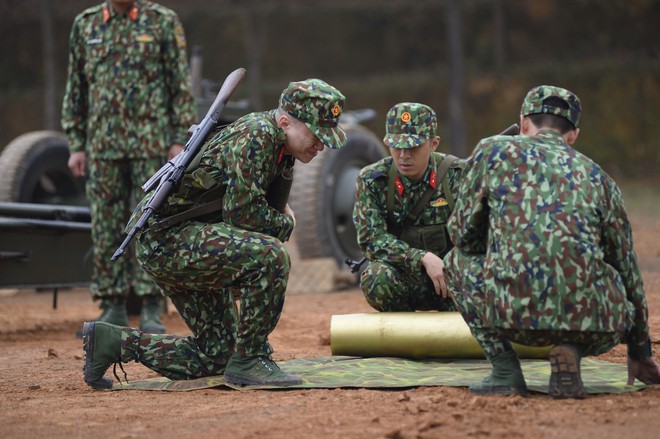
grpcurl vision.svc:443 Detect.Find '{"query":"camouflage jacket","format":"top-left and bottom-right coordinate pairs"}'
top-left (447, 130), bottom-right (649, 350)
top-left (354, 152), bottom-right (464, 271)
top-left (61, 0), bottom-right (196, 160)
top-left (130, 110), bottom-right (295, 243)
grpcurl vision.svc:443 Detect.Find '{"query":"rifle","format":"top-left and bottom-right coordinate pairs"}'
top-left (344, 122), bottom-right (521, 273)
top-left (111, 67), bottom-right (247, 261)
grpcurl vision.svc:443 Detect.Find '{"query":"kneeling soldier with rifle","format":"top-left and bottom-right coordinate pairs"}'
top-left (82, 72), bottom-right (348, 389)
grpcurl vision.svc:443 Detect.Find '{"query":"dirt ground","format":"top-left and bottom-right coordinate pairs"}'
top-left (1, 213), bottom-right (659, 439)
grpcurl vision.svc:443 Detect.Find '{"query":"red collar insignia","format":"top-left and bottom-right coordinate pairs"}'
top-left (103, 4), bottom-right (139, 22)
top-left (394, 176), bottom-right (404, 196)
top-left (277, 145), bottom-right (285, 164)
top-left (128, 5), bottom-right (139, 22)
top-left (429, 170), bottom-right (437, 189)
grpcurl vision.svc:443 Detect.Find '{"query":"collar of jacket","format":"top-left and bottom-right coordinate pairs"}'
top-left (103, 1), bottom-right (140, 23)
top-left (394, 155), bottom-right (438, 196)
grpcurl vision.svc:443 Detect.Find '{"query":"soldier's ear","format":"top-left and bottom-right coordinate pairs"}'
top-left (430, 136), bottom-right (440, 151)
top-left (277, 114), bottom-right (291, 130)
top-left (564, 128), bottom-right (580, 145)
top-left (520, 116), bottom-right (532, 135)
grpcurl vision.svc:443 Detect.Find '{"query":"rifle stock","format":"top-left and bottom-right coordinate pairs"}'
top-left (111, 67), bottom-right (247, 261)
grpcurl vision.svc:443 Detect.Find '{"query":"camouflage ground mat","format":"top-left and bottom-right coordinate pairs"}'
top-left (112, 356), bottom-right (648, 394)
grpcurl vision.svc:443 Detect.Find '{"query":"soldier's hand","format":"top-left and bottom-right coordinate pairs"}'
top-left (421, 252), bottom-right (448, 298)
top-left (68, 151), bottom-right (87, 177)
top-left (285, 203), bottom-right (296, 229)
top-left (627, 356), bottom-right (660, 385)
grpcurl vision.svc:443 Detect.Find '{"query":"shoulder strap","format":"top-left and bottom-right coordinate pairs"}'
top-left (386, 162), bottom-right (398, 232)
top-left (434, 153), bottom-right (459, 211)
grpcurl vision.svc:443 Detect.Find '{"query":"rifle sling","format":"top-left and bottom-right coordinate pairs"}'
top-left (152, 198), bottom-right (223, 231)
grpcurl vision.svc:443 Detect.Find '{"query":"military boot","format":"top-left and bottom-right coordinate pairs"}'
top-left (469, 349), bottom-right (528, 396)
top-left (76, 297), bottom-right (129, 338)
top-left (224, 354), bottom-right (302, 387)
top-left (139, 295), bottom-right (166, 333)
top-left (549, 344), bottom-right (587, 399)
top-left (81, 321), bottom-right (133, 390)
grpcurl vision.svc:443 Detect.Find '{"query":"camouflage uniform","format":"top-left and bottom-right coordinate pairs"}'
top-left (354, 103), bottom-right (464, 312)
top-left (444, 86), bottom-right (651, 361)
top-left (61, 0), bottom-right (196, 302)
top-left (115, 80), bottom-right (346, 379)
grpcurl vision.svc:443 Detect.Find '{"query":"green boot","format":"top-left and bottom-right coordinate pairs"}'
top-left (76, 297), bottom-right (128, 338)
top-left (549, 344), bottom-right (587, 399)
top-left (469, 349), bottom-right (528, 396)
top-left (139, 295), bottom-right (166, 333)
top-left (224, 354), bottom-right (302, 387)
top-left (82, 321), bottom-right (130, 390)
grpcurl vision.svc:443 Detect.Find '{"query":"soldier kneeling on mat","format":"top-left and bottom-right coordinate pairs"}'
top-left (81, 79), bottom-right (348, 389)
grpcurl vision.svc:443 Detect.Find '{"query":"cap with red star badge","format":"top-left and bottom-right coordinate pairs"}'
top-left (279, 79), bottom-right (347, 150)
top-left (384, 102), bottom-right (437, 149)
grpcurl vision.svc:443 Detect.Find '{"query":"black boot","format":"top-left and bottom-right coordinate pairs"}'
top-left (81, 321), bottom-right (127, 389)
top-left (549, 344), bottom-right (587, 399)
top-left (76, 297), bottom-right (128, 338)
top-left (139, 295), bottom-right (166, 333)
top-left (469, 349), bottom-right (528, 396)
top-left (224, 354), bottom-right (302, 387)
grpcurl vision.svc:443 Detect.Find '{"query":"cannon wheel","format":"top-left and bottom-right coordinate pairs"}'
top-left (0, 130), bottom-right (86, 205)
top-left (289, 124), bottom-right (387, 266)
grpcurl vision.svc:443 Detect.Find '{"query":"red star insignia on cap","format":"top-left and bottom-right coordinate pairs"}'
top-left (401, 112), bottom-right (411, 123)
top-left (332, 104), bottom-right (341, 117)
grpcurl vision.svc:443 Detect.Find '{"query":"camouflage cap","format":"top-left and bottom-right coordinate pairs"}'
top-left (521, 85), bottom-right (581, 128)
top-left (383, 102), bottom-right (437, 149)
top-left (279, 79), bottom-right (347, 149)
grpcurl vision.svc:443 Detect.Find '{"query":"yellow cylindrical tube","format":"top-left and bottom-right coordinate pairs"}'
top-left (330, 312), bottom-right (551, 359)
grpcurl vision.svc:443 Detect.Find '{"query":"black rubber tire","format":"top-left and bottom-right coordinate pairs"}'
top-left (289, 124), bottom-right (387, 266)
top-left (0, 130), bottom-right (87, 205)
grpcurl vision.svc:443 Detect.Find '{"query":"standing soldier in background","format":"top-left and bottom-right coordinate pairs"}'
top-left (61, 0), bottom-right (196, 335)
top-left (444, 85), bottom-right (660, 398)
top-left (353, 103), bottom-right (465, 312)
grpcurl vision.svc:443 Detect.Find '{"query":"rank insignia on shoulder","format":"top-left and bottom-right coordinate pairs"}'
top-left (136, 34), bottom-right (154, 43)
top-left (430, 198), bottom-right (448, 207)
top-left (174, 25), bottom-right (186, 48)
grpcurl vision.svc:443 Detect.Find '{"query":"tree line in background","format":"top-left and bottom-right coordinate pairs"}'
top-left (0, 0), bottom-right (658, 180)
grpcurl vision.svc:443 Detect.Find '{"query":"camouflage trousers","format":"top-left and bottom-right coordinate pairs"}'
top-left (87, 158), bottom-right (163, 300)
top-left (360, 261), bottom-right (456, 312)
top-left (128, 221), bottom-right (290, 379)
top-left (444, 249), bottom-right (623, 359)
